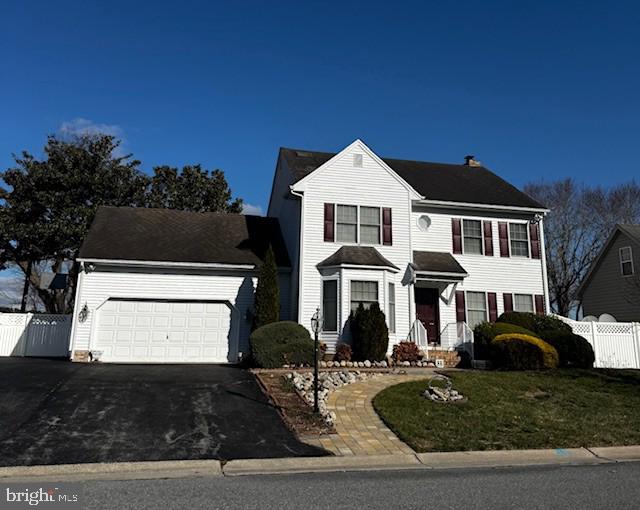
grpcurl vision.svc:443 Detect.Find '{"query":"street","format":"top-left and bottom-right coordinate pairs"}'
top-left (77, 462), bottom-right (640, 509)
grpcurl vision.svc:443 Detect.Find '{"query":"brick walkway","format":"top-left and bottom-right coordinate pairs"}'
top-left (303, 374), bottom-right (431, 456)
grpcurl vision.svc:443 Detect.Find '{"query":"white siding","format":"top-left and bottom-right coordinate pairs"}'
top-left (412, 206), bottom-right (546, 321)
top-left (71, 266), bottom-right (263, 359)
top-left (295, 142), bottom-right (413, 349)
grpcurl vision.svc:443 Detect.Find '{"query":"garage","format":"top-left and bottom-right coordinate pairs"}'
top-left (95, 299), bottom-right (234, 363)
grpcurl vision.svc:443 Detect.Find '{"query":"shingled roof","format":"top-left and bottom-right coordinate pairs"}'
top-left (280, 147), bottom-right (545, 209)
top-left (411, 251), bottom-right (468, 276)
top-left (79, 207), bottom-right (290, 267)
top-left (317, 246), bottom-right (399, 270)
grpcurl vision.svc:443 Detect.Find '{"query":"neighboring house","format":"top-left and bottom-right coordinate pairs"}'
top-left (578, 224), bottom-right (640, 322)
top-left (70, 139), bottom-right (550, 363)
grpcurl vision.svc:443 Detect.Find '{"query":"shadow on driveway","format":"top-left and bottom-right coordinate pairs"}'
top-left (0, 358), bottom-right (327, 467)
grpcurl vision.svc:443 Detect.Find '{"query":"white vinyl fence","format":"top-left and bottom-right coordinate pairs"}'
top-left (0, 313), bottom-right (72, 358)
top-left (559, 317), bottom-right (640, 369)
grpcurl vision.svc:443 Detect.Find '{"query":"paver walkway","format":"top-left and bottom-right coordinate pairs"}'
top-left (303, 374), bottom-right (431, 456)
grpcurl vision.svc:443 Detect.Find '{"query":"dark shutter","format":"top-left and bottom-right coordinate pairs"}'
top-left (483, 221), bottom-right (494, 256)
top-left (530, 223), bottom-right (541, 259)
top-left (535, 294), bottom-right (545, 315)
top-left (503, 293), bottom-right (513, 313)
top-left (324, 203), bottom-right (334, 242)
top-left (452, 218), bottom-right (462, 254)
top-left (488, 292), bottom-right (498, 322)
top-left (382, 207), bottom-right (392, 245)
top-left (455, 291), bottom-right (466, 322)
top-left (498, 222), bottom-right (510, 257)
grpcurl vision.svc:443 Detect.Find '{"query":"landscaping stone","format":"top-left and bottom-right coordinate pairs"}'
top-left (423, 374), bottom-right (465, 403)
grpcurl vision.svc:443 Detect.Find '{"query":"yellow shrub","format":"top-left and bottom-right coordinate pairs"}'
top-left (491, 333), bottom-right (559, 370)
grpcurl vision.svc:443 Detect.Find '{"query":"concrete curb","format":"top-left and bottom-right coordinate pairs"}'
top-left (1, 446), bottom-right (640, 481)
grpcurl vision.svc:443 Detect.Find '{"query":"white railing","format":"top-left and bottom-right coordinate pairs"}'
top-left (408, 319), bottom-right (428, 352)
top-left (408, 319), bottom-right (474, 359)
top-left (0, 313), bottom-right (72, 358)
top-left (557, 316), bottom-right (640, 369)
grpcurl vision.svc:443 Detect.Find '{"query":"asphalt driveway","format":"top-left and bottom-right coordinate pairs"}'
top-left (0, 358), bottom-right (326, 467)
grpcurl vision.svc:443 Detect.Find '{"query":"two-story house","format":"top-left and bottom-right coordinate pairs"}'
top-left (69, 139), bottom-right (549, 363)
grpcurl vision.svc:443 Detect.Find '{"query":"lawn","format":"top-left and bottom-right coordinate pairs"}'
top-left (373, 370), bottom-right (640, 452)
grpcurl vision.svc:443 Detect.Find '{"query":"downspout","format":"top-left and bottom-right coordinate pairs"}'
top-left (290, 187), bottom-right (305, 325)
top-left (539, 218), bottom-right (552, 315)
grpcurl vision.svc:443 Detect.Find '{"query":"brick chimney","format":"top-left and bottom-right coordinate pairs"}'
top-left (464, 155), bottom-right (482, 167)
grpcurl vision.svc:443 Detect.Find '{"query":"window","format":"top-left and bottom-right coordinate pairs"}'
top-left (620, 246), bottom-right (634, 276)
top-left (463, 219), bottom-right (483, 254)
top-left (360, 206), bottom-right (381, 244)
top-left (513, 294), bottom-right (534, 313)
top-left (322, 280), bottom-right (338, 332)
top-left (466, 291), bottom-right (487, 329)
top-left (350, 281), bottom-right (378, 312)
top-left (336, 205), bottom-right (357, 243)
top-left (353, 154), bottom-right (363, 167)
top-left (388, 283), bottom-right (396, 333)
top-left (509, 223), bottom-right (529, 257)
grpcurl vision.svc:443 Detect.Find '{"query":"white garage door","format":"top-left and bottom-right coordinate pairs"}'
top-left (95, 300), bottom-right (233, 363)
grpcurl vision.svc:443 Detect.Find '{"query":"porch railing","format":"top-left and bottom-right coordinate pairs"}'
top-left (408, 320), bottom-right (474, 360)
top-left (408, 319), bottom-right (428, 353)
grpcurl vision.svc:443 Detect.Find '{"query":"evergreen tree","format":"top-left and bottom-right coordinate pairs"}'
top-left (252, 245), bottom-right (279, 330)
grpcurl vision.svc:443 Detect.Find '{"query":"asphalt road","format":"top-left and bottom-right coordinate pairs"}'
top-left (76, 462), bottom-right (640, 509)
top-left (0, 358), bottom-right (324, 466)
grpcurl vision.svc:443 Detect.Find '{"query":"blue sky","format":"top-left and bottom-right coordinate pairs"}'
top-left (2, 0), bottom-right (639, 214)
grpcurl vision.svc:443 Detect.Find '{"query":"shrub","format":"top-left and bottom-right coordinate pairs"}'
top-left (544, 331), bottom-right (595, 369)
top-left (252, 245), bottom-right (280, 331)
top-left (392, 341), bottom-right (421, 362)
top-left (473, 321), bottom-right (539, 360)
top-left (350, 303), bottom-right (389, 361)
top-left (250, 321), bottom-right (314, 368)
top-left (490, 333), bottom-right (559, 370)
top-left (334, 343), bottom-right (353, 362)
top-left (497, 311), bottom-right (572, 341)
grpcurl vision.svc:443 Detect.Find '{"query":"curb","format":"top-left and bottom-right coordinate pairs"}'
top-left (1, 446), bottom-right (640, 481)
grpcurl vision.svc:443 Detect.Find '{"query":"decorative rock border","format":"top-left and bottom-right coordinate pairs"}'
top-left (286, 370), bottom-right (381, 426)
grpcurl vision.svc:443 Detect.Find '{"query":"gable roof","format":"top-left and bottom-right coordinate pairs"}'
top-left (317, 246), bottom-right (399, 270)
top-left (79, 207), bottom-right (290, 268)
top-left (280, 147), bottom-right (545, 209)
top-left (411, 251), bottom-right (468, 276)
top-left (577, 224), bottom-right (640, 297)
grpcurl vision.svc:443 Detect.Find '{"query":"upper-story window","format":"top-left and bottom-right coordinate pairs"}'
top-left (462, 219), bottom-right (483, 254)
top-left (620, 246), bottom-right (634, 276)
top-left (336, 205), bottom-right (358, 243)
top-left (360, 207), bottom-right (381, 244)
top-left (509, 223), bottom-right (530, 257)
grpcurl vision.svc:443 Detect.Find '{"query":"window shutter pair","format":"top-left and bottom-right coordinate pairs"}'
top-left (324, 203), bottom-right (392, 245)
top-left (452, 218), bottom-right (494, 256)
top-left (529, 223), bottom-right (541, 259)
top-left (455, 291), bottom-right (498, 323)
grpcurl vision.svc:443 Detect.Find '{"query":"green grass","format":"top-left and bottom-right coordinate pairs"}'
top-left (372, 370), bottom-right (640, 452)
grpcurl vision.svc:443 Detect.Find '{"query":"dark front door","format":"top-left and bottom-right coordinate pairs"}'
top-left (415, 288), bottom-right (440, 344)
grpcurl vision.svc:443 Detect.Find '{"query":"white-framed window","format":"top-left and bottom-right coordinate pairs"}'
top-left (336, 205), bottom-right (358, 243)
top-left (513, 294), bottom-right (534, 313)
top-left (620, 246), bottom-right (634, 276)
top-left (350, 281), bottom-right (378, 312)
top-left (463, 219), bottom-right (483, 254)
top-left (388, 282), bottom-right (396, 333)
top-left (322, 279), bottom-right (338, 332)
top-left (353, 153), bottom-right (363, 167)
top-left (360, 206), bottom-right (381, 244)
top-left (509, 223), bottom-right (530, 257)
top-left (466, 291), bottom-right (487, 329)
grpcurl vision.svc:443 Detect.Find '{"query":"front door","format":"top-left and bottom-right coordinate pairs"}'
top-left (415, 288), bottom-right (440, 344)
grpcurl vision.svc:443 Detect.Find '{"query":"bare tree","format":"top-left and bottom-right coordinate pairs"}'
top-left (524, 179), bottom-right (640, 317)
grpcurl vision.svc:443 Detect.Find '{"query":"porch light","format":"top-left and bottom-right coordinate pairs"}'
top-left (78, 303), bottom-right (89, 323)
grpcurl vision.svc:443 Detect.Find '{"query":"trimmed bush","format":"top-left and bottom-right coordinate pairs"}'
top-left (392, 341), bottom-right (421, 362)
top-left (252, 245), bottom-right (280, 331)
top-left (490, 333), bottom-right (559, 370)
top-left (473, 321), bottom-right (539, 360)
top-left (497, 311), bottom-right (572, 340)
top-left (250, 321), bottom-right (313, 368)
top-left (334, 343), bottom-right (353, 362)
top-left (544, 331), bottom-right (595, 369)
top-left (350, 303), bottom-right (389, 361)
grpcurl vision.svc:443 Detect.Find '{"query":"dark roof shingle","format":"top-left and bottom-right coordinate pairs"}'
top-left (317, 246), bottom-right (398, 270)
top-left (280, 147), bottom-right (545, 209)
top-left (412, 251), bottom-right (468, 275)
top-left (79, 207), bottom-right (290, 267)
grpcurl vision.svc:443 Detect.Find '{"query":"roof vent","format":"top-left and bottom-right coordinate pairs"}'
top-left (464, 155), bottom-right (482, 167)
top-left (353, 154), bottom-right (363, 167)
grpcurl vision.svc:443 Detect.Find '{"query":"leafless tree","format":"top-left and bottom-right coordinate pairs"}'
top-left (524, 179), bottom-right (640, 317)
